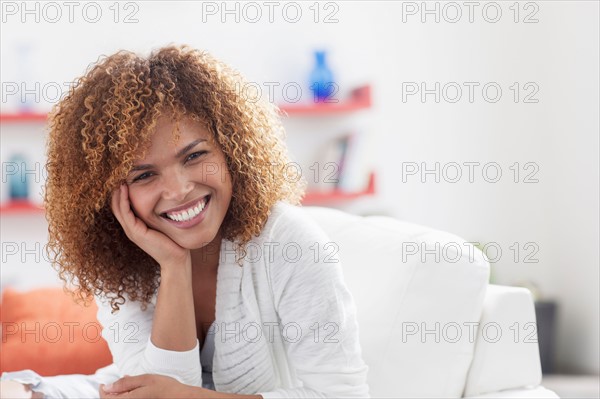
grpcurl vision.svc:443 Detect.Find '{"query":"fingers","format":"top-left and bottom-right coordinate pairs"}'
top-left (0, 381), bottom-right (33, 399)
top-left (110, 184), bottom-right (125, 225)
top-left (101, 375), bottom-right (146, 395)
top-left (118, 184), bottom-right (136, 228)
top-left (99, 384), bottom-right (110, 398)
top-left (111, 184), bottom-right (136, 237)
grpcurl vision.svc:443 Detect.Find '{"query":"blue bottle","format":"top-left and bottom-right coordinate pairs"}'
top-left (309, 50), bottom-right (335, 102)
top-left (9, 154), bottom-right (29, 200)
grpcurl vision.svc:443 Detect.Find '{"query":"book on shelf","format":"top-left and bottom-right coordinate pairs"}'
top-left (313, 132), bottom-right (371, 194)
top-left (309, 137), bottom-right (346, 193)
top-left (337, 132), bottom-right (372, 193)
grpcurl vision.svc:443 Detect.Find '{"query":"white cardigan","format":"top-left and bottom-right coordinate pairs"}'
top-left (95, 201), bottom-right (370, 398)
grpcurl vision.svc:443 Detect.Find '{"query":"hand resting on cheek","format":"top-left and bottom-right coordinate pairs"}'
top-left (110, 183), bottom-right (191, 269)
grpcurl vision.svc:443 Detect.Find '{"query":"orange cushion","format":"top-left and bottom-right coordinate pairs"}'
top-left (0, 287), bottom-right (113, 376)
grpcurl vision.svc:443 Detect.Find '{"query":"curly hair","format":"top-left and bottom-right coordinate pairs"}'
top-left (44, 45), bottom-right (306, 312)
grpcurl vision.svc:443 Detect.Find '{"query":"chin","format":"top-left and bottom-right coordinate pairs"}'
top-left (176, 233), bottom-right (218, 250)
top-left (179, 240), bottom-right (208, 250)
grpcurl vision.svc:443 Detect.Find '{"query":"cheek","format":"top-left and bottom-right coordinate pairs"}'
top-left (205, 162), bottom-right (232, 188)
top-left (128, 187), bottom-right (154, 216)
top-left (219, 170), bottom-right (233, 195)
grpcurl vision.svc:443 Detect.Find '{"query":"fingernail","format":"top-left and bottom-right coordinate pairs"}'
top-left (103, 383), bottom-right (114, 391)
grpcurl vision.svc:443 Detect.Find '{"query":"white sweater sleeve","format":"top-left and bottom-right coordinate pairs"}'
top-left (94, 294), bottom-right (202, 387)
top-left (257, 206), bottom-right (370, 398)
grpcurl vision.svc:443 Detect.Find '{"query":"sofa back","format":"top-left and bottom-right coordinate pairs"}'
top-left (303, 206), bottom-right (490, 398)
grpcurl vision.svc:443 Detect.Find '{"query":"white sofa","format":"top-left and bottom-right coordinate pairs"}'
top-left (303, 206), bottom-right (560, 398)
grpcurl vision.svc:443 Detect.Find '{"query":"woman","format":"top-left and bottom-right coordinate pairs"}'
top-left (1, 45), bottom-right (369, 398)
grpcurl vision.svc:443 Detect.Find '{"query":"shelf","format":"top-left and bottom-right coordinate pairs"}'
top-left (0, 200), bottom-right (45, 215)
top-left (302, 172), bottom-right (375, 205)
top-left (0, 112), bottom-right (48, 123)
top-left (279, 85), bottom-right (371, 116)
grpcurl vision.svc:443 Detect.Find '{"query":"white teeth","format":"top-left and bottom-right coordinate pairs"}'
top-left (165, 197), bottom-right (208, 222)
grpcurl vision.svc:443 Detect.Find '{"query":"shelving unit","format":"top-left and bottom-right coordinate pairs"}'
top-left (1, 91), bottom-right (377, 208)
top-left (278, 84), bottom-right (376, 206)
top-left (0, 112), bottom-right (48, 123)
top-left (0, 200), bottom-right (45, 215)
top-left (278, 85), bottom-right (372, 115)
top-left (1, 113), bottom-right (48, 215)
top-left (301, 172), bottom-right (375, 205)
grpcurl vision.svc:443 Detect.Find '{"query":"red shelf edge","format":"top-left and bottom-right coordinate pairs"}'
top-left (279, 85), bottom-right (372, 115)
top-left (0, 113), bottom-right (48, 122)
top-left (302, 172), bottom-right (376, 205)
top-left (0, 201), bottom-right (45, 215)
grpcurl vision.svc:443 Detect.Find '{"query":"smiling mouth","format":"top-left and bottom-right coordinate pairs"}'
top-left (160, 195), bottom-right (211, 222)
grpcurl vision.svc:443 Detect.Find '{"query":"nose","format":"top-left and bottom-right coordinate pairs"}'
top-left (161, 168), bottom-right (194, 202)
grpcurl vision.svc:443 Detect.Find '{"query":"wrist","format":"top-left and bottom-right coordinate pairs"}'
top-left (160, 250), bottom-right (192, 269)
top-left (160, 258), bottom-right (192, 277)
top-left (180, 383), bottom-right (199, 399)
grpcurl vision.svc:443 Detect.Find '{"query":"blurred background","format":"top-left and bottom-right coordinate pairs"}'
top-left (1, 1), bottom-right (598, 397)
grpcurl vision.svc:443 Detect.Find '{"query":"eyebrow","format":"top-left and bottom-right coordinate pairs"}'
top-left (130, 139), bottom-right (207, 172)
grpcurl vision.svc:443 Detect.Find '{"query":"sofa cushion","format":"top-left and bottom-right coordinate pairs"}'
top-left (303, 206), bottom-right (490, 398)
top-left (0, 287), bottom-right (113, 376)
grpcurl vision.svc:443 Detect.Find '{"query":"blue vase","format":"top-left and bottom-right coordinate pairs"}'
top-left (9, 154), bottom-right (29, 200)
top-left (309, 51), bottom-right (335, 102)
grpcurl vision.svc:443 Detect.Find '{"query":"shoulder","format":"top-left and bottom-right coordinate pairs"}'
top-left (264, 200), bottom-right (304, 229)
top-left (254, 201), bottom-right (341, 281)
top-left (259, 201), bottom-right (328, 243)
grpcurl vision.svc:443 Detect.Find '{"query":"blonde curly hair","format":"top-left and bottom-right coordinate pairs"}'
top-left (44, 45), bottom-right (306, 312)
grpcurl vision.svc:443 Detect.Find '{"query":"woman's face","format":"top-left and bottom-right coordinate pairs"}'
top-left (125, 115), bottom-right (232, 250)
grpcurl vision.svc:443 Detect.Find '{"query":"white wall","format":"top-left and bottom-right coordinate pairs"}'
top-left (1, 1), bottom-right (598, 374)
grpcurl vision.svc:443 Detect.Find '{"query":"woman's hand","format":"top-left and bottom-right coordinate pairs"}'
top-left (111, 184), bottom-right (191, 268)
top-left (99, 375), bottom-right (263, 399)
top-left (0, 381), bottom-right (43, 399)
top-left (99, 375), bottom-right (194, 399)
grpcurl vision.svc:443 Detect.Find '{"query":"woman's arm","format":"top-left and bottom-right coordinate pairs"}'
top-left (151, 256), bottom-right (197, 352)
top-left (99, 375), bottom-right (264, 398)
top-left (95, 286), bottom-right (202, 387)
top-left (97, 185), bottom-right (202, 386)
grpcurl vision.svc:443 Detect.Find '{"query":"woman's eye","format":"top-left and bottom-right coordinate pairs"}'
top-left (130, 152), bottom-right (206, 182)
top-left (186, 151), bottom-right (207, 162)
top-left (132, 172), bottom-right (153, 182)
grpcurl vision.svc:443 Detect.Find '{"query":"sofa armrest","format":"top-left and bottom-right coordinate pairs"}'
top-left (463, 285), bottom-right (543, 397)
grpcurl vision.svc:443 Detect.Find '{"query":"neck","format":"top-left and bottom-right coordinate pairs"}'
top-left (190, 229), bottom-right (222, 275)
